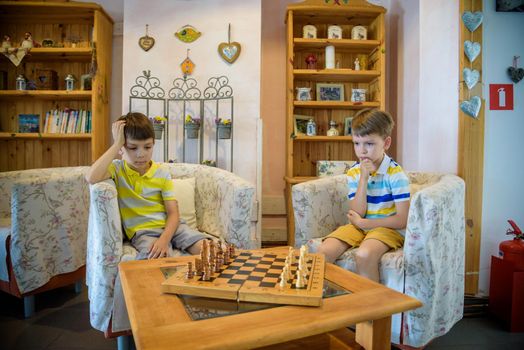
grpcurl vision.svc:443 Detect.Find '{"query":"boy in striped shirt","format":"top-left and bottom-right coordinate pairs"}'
top-left (317, 109), bottom-right (410, 282)
top-left (85, 112), bottom-right (207, 259)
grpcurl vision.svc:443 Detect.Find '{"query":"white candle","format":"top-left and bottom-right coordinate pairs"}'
top-left (325, 45), bottom-right (335, 69)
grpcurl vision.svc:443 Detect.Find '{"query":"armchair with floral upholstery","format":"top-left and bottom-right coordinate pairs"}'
top-left (0, 167), bottom-right (89, 317)
top-left (292, 172), bottom-right (465, 348)
top-left (86, 163), bottom-right (258, 347)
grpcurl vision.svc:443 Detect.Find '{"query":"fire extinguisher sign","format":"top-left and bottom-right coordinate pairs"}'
top-left (489, 84), bottom-right (514, 110)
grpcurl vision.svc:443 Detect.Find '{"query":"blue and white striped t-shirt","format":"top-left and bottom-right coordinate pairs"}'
top-left (346, 154), bottom-right (410, 225)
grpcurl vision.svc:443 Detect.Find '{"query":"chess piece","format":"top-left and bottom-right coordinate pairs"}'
top-left (186, 262), bottom-right (194, 279)
top-left (279, 272), bottom-right (287, 288)
top-left (195, 258), bottom-right (203, 275)
top-left (295, 271), bottom-right (304, 288)
top-left (202, 266), bottom-right (211, 281)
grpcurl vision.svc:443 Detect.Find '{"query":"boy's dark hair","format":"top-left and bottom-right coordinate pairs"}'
top-left (117, 112), bottom-right (155, 141)
top-left (351, 108), bottom-right (394, 138)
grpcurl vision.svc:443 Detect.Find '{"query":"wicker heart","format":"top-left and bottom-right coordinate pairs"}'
top-left (462, 11), bottom-right (483, 32)
top-left (463, 68), bottom-right (480, 90)
top-left (218, 42), bottom-right (241, 63)
top-left (464, 40), bottom-right (481, 63)
top-left (460, 96), bottom-right (482, 118)
top-left (508, 67), bottom-right (524, 83)
top-left (139, 35), bottom-right (155, 51)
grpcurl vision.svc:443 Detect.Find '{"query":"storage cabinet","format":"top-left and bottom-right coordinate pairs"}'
top-left (0, 1), bottom-right (112, 171)
top-left (285, 0), bottom-right (386, 244)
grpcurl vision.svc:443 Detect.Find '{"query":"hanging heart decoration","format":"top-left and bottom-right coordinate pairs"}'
top-left (507, 56), bottom-right (524, 83)
top-left (464, 40), bottom-right (481, 63)
top-left (218, 23), bottom-right (241, 64)
top-left (460, 96), bottom-right (482, 118)
top-left (463, 68), bottom-right (480, 90)
top-left (462, 11), bottom-right (483, 32)
top-left (138, 24), bottom-right (155, 52)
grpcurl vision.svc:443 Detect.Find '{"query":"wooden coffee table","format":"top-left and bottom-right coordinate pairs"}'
top-left (119, 247), bottom-right (421, 350)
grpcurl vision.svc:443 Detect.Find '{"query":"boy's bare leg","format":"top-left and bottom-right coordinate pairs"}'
top-left (354, 238), bottom-right (390, 282)
top-left (187, 239), bottom-right (206, 255)
top-left (317, 238), bottom-right (350, 264)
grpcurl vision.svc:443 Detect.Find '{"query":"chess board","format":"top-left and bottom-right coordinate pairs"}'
top-left (161, 249), bottom-right (326, 306)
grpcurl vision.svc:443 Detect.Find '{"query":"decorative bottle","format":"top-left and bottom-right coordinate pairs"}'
top-left (327, 120), bottom-right (339, 136)
top-left (306, 119), bottom-right (316, 136)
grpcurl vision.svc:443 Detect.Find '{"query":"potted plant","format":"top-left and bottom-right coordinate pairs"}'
top-left (184, 115), bottom-right (201, 139)
top-left (215, 118), bottom-right (232, 139)
top-left (149, 116), bottom-right (166, 140)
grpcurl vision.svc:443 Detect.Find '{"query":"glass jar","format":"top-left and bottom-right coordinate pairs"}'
top-left (327, 120), bottom-right (339, 136)
top-left (65, 74), bottom-right (75, 91)
top-left (306, 119), bottom-right (316, 136)
top-left (16, 75), bottom-right (26, 90)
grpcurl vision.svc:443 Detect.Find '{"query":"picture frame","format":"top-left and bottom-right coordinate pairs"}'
top-left (316, 83), bottom-right (344, 101)
top-left (294, 114), bottom-right (311, 136)
top-left (18, 114), bottom-right (40, 133)
top-left (351, 88), bottom-right (367, 102)
top-left (344, 117), bottom-right (353, 136)
top-left (296, 87), bottom-right (312, 101)
top-left (496, 0), bottom-right (524, 12)
top-left (80, 74), bottom-right (92, 90)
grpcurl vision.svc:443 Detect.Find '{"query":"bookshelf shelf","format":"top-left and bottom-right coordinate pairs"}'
top-left (0, 132), bottom-right (91, 140)
top-left (0, 90), bottom-right (92, 100)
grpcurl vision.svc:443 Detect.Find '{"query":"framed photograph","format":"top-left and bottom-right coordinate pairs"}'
top-left (351, 88), bottom-right (367, 102)
top-left (316, 83), bottom-right (344, 101)
top-left (18, 114), bottom-right (40, 133)
top-left (294, 115), bottom-right (310, 136)
top-left (296, 87), bottom-right (312, 101)
top-left (496, 0), bottom-right (524, 12)
top-left (344, 117), bottom-right (353, 136)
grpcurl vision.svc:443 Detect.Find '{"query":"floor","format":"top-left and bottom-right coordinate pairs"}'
top-left (1, 286), bottom-right (523, 350)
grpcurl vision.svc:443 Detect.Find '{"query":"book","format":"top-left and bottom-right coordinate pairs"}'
top-left (18, 114), bottom-right (40, 133)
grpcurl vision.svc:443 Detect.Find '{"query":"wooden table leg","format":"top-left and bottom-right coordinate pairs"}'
top-left (355, 316), bottom-right (392, 350)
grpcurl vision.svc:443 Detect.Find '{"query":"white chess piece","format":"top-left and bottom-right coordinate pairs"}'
top-left (279, 272), bottom-right (286, 288)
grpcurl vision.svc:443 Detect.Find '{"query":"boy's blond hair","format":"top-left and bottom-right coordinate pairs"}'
top-left (117, 112), bottom-right (155, 141)
top-left (351, 108), bottom-right (394, 138)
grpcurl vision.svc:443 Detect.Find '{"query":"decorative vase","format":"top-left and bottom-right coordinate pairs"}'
top-left (185, 124), bottom-right (200, 139)
top-left (217, 124), bottom-right (232, 139)
top-left (153, 123), bottom-right (164, 140)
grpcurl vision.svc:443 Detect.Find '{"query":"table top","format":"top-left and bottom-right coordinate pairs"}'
top-left (119, 246), bottom-right (421, 350)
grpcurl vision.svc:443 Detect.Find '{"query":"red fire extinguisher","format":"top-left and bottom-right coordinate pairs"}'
top-left (499, 220), bottom-right (524, 271)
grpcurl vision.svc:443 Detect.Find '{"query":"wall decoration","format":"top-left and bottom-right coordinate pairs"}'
top-left (489, 84), bottom-right (513, 110)
top-left (218, 24), bottom-right (241, 64)
top-left (302, 25), bottom-right (317, 39)
top-left (181, 49), bottom-right (195, 75)
top-left (461, 11), bottom-right (483, 32)
top-left (139, 24), bottom-right (155, 52)
top-left (464, 40), bottom-right (481, 63)
top-left (460, 96), bottom-right (482, 118)
top-left (175, 25), bottom-right (201, 43)
top-left (463, 68), bottom-right (480, 90)
top-left (508, 55), bottom-right (523, 83)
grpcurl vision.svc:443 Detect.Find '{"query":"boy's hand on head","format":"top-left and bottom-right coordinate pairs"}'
top-left (112, 120), bottom-right (126, 148)
top-left (148, 236), bottom-right (170, 259)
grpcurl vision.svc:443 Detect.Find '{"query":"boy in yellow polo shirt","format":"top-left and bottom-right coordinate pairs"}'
top-left (317, 109), bottom-right (411, 282)
top-left (85, 112), bottom-right (206, 259)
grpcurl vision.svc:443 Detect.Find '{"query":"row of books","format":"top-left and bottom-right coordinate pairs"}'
top-left (43, 109), bottom-right (92, 134)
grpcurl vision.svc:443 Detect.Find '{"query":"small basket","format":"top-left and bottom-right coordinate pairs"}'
top-left (153, 124), bottom-right (164, 140)
top-left (185, 124), bottom-right (200, 139)
top-left (217, 124), bottom-right (231, 139)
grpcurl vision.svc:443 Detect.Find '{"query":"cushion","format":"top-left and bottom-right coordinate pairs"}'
top-left (172, 178), bottom-right (197, 229)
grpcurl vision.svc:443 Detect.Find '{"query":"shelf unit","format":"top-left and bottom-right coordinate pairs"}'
top-left (285, 0), bottom-right (386, 244)
top-left (0, 1), bottom-right (113, 171)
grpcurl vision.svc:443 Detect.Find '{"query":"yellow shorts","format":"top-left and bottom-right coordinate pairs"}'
top-left (324, 224), bottom-right (404, 250)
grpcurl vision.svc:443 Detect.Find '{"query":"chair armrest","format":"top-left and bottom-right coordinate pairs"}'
top-left (8, 167), bottom-right (89, 293)
top-left (86, 179), bottom-right (124, 332)
top-left (292, 175), bottom-right (349, 247)
top-left (194, 166), bottom-right (257, 249)
top-left (402, 174), bottom-right (465, 346)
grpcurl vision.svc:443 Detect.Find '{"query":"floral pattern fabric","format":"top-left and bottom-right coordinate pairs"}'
top-left (292, 172), bottom-right (465, 347)
top-left (0, 167), bottom-right (90, 293)
top-left (86, 163), bottom-right (258, 332)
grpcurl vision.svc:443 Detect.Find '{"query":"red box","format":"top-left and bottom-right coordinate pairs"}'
top-left (489, 256), bottom-right (524, 332)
